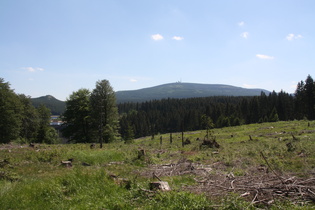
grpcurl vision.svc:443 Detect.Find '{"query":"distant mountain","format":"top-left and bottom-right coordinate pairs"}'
top-left (31, 95), bottom-right (66, 115)
top-left (115, 83), bottom-right (271, 103)
top-left (31, 83), bottom-right (271, 113)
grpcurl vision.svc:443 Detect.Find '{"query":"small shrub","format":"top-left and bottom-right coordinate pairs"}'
top-left (0, 170), bottom-right (20, 181)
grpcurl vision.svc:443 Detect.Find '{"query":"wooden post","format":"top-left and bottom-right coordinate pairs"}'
top-left (182, 131), bottom-right (184, 147)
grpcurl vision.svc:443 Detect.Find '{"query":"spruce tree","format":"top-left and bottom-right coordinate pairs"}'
top-left (0, 78), bottom-right (22, 143)
top-left (62, 89), bottom-right (92, 143)
top-left (90, 80), bottom-right (119, 146)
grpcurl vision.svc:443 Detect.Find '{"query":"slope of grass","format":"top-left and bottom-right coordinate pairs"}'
top-left (0, 120), bottom-right (314, 209)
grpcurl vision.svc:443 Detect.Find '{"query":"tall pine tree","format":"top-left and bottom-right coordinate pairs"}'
top-left (90, 80), bottom-right (119, 146)
top-left (62, 89), bottom-right (92, 142)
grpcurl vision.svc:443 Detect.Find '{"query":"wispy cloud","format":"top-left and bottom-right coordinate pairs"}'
top-left (238, 21), bottom-right (245, 26)
top-left (240, 32), bottom-right (249, 39)
top-left (37, 67), bottom-right (44, 71)
top-left (256, 54), bottom-right (274, 60)
top-left (151, 34), bottom-right (164, 41)
top-left (22, 67), bottom-right (45, 72)
top-left (286, 33), bottom-right (303, 41)
top-left (129, 78), bottom-right (138, 82)
top-left (172, 36), bottom-right (184, 41)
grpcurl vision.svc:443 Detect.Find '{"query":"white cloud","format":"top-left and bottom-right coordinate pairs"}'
top-left (22, 67), bottom-right (45, 72)
top-left (256, 54), bottom-right (275, 60)
top-left (129, 78), bottom-right (137, 82)
top-left (151, 34), bottom-right (164, 41)
top-left (286, 33), bottom-right (303, 41)
top-left (37, 67), bottom-right (44, 71)
top-left (240, 32), bottom-right (249, 39)
top-left (25, 67), bottom-right (36, 72)
top-left (172, 36), bottom-right (184, 41)
top-left (238, 21), bottom-right (245, 26)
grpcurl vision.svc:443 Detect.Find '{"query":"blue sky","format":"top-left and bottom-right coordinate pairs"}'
top-left (1, 0), bottom-right (314, 100)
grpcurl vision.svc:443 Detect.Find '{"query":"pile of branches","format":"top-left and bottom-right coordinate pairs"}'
top-left (188, 172), bottom-right (315, 206)
top-left (140, 157), bottom-right (315, 206)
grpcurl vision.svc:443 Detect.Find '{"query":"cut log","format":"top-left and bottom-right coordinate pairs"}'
top-left (149, 181), bottom-right (171, 191)
top-left (61, 160), bottom-right (72, 167)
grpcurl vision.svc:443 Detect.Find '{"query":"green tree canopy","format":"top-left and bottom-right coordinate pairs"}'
top-left (62, 88), bottom-right (92, 142)
top-left (0, 78), bottom-right (23, 143)
top-left (36, 104), bottom-right (54, 143)
top-left (90, 80), bottom-right (119, 146)
top-left (19, 94), bottom-right (39, 142)
top-left (295, 75), bottom-right (315, 120)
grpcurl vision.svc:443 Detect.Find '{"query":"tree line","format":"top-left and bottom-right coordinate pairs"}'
top-left (0, 78), bottom-right (58, 144)
top-left (1, 75), bottom-right (314, 144)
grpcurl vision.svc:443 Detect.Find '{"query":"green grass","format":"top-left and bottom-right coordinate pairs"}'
top-left (0, 120), bottom-right (315, 209)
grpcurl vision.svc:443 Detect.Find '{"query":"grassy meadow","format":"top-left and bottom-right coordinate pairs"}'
top-left (1, 120), bottom-right (315, 209)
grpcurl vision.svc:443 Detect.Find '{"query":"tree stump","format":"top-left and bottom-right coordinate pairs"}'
top-left (138, 149), bottom-right (146, 160)
top-left (149, 181), bottom-right (171, 191)
top-left (61, 160), bottom-right (72, 168)
top-left (114, 178), bottom-right (131, 189)
top-left (200, 139), bottom-right (220, 149)
top-left (90, 143), bottom-right (96, 149)
top-left (183, 138), bottom-right (191, 145)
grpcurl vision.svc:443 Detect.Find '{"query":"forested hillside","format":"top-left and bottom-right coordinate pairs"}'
top-left (30, 82), bottom-right (270, 115)
top-left (31, 95), bottom-right (66, 115)
top-left (116, 82), bottom-right (270, 103)
top-left (118, 75), bottom-right (315, 140)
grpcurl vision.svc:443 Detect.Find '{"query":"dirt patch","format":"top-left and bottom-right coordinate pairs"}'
top-left (0, 143), bottom-right (26, 150)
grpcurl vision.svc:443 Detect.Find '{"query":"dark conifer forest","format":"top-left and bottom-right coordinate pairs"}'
top-left (118, 75), bottom-right (315, 140)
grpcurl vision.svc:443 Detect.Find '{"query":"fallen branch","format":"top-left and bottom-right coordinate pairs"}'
top-left (153, 172), bottom-right (162, 181)
top-left (308, 189), bottom-right (315, 196)
top-left (251, 190), bottom-right (259, 204)
top-left (260, 152), bottom-right (285, 185)
top-left (230, 180), bottom-right (235, 190)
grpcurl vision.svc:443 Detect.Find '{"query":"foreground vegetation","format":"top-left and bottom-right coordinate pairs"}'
top-left (1, 120), bottom-right (314, 209)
